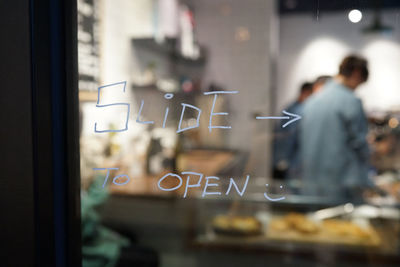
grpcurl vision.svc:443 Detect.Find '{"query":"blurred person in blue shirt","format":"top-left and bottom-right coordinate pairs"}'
top-left (301, 55), bottom-right (370, 201)
top-left (312, 75), bottom-right (332, 94)
top-left (273, 82), bottom-right (313, 182)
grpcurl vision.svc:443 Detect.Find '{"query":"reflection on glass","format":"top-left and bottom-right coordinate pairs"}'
top-left (78, 0), bottom-right (400, 266)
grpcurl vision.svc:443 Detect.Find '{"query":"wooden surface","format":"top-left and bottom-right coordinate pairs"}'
top-left (266, 224), bottom-right (381, 247)
top-left (110, 150), bottom-right (235, 196)
top-left (79, 90), bottom-right (98, 102)
top-left (177, 150), bottom-right (234, 176)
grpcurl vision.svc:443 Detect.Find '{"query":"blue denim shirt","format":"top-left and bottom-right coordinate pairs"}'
top-left (273, 100), bottom-right (303, 180)
top-left (300, 80), bottom-right (370, 198)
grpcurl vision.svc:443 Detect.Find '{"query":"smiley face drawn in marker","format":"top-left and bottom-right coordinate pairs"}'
top-left (264, 184), bottom-right (286, 201)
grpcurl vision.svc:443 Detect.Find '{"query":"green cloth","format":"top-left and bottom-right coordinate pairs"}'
top-left (82, 176), bottom-right (129, 267)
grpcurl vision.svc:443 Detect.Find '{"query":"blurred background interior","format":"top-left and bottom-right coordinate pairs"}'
top-left (78, 0), bottom-right (400, 266)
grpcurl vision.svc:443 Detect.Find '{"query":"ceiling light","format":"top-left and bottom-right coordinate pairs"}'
top-left (348, 9), bottom-right (362, 23)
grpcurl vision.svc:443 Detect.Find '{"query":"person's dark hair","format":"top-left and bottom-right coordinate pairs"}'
top-left (300, 82), bottom-right (313, 94)
top-left (339, 55), bottom-right (369, 82)
top-left (314, 75), bottom-right (331, 85)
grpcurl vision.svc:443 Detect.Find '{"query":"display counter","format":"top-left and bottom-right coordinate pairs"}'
top-left (102, 179), bottom-right (400, 265)
top-left (100, 144), bottom-right (400, 265)
top-left (188, 190), bottom-right (400, 264)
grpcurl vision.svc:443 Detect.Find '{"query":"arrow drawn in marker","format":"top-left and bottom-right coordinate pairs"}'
top-left (256, 110), bottom-right (301, 128)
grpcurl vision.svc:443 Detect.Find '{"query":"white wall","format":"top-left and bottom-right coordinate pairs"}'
top-left (278, 10), bottom-right (400, 113)
top-left (101, 0), bottom-right (154, 82)
top-left (189, 0), bottom-right (277, 177)
top-left (81, 0), bottom-right (155, 137)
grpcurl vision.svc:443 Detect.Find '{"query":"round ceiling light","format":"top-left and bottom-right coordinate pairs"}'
top-left (348, 9), bottom-right (362, 23)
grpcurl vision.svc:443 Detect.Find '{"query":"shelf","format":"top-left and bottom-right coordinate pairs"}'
top-left (79, 91), bottom-right (98, 102)
top-left (132, 38), bottom-right (206, 65)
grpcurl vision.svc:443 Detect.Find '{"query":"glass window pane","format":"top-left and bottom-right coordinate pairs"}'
top-left (78, 1), bottom-right (400, 266)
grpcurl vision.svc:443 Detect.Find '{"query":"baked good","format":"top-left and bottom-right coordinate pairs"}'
top-left (270, 213), bottom-right (319, 234)
top-left (212, 215), bottom-right (262, 236)
top-left (323, 219), bottom-right (370, 239)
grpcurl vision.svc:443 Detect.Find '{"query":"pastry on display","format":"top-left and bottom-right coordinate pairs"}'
top-left (322, 219), bottom-right (374, 240)
top-left (285, 213), bottom-right (320, 234)
top-left (269, 213), bottom-right (319, 234)
top-left (268, 212), bottom-right (381, 246)
top-left (212, 215), bottom-right (262, 236)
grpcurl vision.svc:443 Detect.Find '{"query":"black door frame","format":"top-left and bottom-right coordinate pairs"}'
top-left (30, 0), bottom-right (81, 266)
top-left (1, 0), bottom-right (81, 266)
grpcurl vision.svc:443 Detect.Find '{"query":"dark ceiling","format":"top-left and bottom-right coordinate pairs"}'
top-left (279, 0), bottom-right (400, 14)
